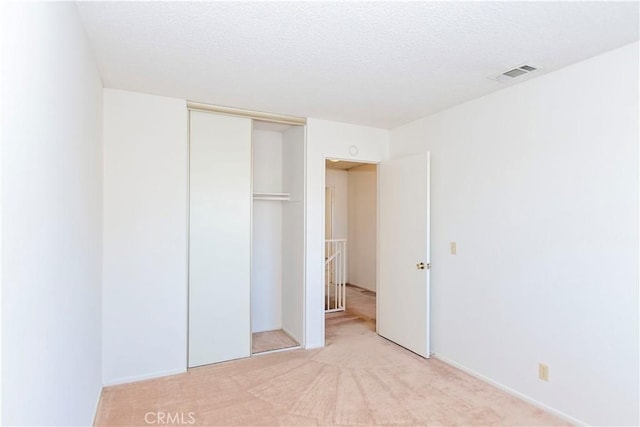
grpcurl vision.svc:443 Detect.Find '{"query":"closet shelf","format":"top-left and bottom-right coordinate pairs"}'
top-left (253, 192), bottom-right (291, 201)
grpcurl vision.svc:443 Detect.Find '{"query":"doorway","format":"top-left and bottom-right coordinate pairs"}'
top-left (324, 159), bottom-right (378, 336)
top-left (320, 152), bottom-right (432, 358)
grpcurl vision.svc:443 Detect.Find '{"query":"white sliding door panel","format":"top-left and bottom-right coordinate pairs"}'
top-left (189, 111), bottom-right (252, 367)
top-left (378, 152), bottom-right (431, 358)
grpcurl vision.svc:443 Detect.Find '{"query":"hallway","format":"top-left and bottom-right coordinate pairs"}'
top-left (343, 284), bottom-right (376, 321)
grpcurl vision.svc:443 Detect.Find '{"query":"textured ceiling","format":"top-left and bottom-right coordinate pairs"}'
top-left (76, 2), bottom-right (639, 129)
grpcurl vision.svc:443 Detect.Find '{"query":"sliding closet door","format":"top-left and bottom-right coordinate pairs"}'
top-left (189, 111), bottom-right (252, 367)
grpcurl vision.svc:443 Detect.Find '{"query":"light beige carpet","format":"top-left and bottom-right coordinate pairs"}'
top-left (252, 329), bottom-right (299, 354)
top-left (95, 309), bottom-right (567, 426)
top-left (344, 284), bottom-right (376, 321)
top-left (325, 284), bottom-right (375, 318)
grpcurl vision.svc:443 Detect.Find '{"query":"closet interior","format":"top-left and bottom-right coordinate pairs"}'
top-left (188, 109), bottom-right (305, 369)
top-left (251, 120), bottom-right (305, 354)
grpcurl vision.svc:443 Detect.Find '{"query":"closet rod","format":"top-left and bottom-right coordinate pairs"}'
top-left (187, 101), bottom-right (306, 126)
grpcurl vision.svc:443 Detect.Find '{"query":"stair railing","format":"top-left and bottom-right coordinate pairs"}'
top-left (325, 239), bottom-right (347, 312)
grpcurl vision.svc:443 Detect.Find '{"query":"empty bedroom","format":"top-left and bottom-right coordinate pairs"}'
top-left (2, 1), bottom-right (638, 426)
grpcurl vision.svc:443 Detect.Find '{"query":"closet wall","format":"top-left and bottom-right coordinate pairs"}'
top-left (251, 129), bottom-right (283, 332)
top-left (281, 126), bottom-right (305, 342)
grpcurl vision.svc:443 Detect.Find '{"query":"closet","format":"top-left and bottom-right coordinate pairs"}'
top-left (188, 106), bottom-right (305, 368)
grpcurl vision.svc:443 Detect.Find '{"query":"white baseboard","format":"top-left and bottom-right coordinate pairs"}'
top-left (103, 367), bottom-right (186, 387)
top-left (433, 354), bottom-right (586, 426)
top-left (347, 282), bottom-right (376, 293)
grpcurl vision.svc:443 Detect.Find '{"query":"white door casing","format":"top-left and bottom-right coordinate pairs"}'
top-left (378, 152), bottom-right (431, 357)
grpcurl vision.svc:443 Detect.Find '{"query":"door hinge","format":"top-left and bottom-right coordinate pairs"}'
top-left (426, 263), bottom-right (431, 270)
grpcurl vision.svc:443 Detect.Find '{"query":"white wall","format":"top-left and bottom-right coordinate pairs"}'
top-left (325, 169), bottom-right (348, 240)
top-left (305, 119), bottom-right (389, 348)
top-left (252, 130), bottom-right (283, 333)
top-left (1, 3), bottom-right (103, 425)
top-left (102, 89), bottom-right (187, 384)
top-left (390, 42), bottom-right (639, 426)
top-left (347, 164), bottom-right (377, 292)
top-left (0, 2), bottom-right (6, 422)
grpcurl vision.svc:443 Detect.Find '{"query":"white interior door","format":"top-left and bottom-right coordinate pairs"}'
top-left (189, 111), bottom-right (252, 367)
top-left (378, 152), bottom-right (431, 357)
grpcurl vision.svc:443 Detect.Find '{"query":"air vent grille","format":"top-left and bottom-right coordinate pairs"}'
top-left (490, 64), bottom-right (540, 82)
top-left (503, 68), bottom-right (527, 78)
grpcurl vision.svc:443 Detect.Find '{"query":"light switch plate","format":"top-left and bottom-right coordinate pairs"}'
top-left (450, 242), bottom-right (457, 255)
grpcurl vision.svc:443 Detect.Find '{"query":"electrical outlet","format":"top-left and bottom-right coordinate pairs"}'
top-left (450, 242), bottom-right (457, 255)
top-left (538, 363), bottom-right (549, 381)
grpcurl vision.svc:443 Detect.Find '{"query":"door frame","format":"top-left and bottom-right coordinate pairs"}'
top-left (320, 154), bottom-right (431, 355)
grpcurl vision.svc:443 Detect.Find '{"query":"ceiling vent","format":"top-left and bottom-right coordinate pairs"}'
top-left (490, 64), bottom-right (540, 82)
